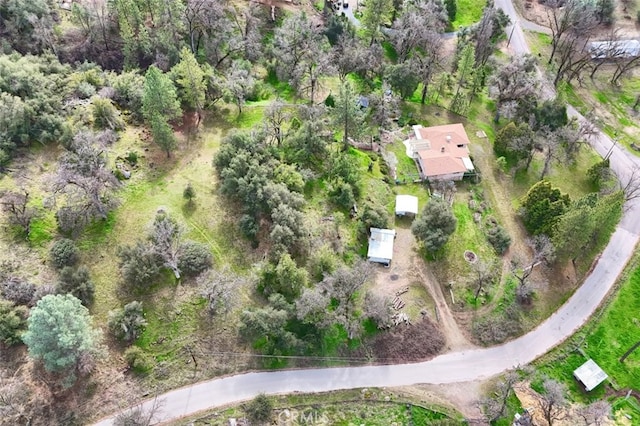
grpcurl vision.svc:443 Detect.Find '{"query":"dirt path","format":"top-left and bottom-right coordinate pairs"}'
top-left (373, 225), bottom-right (475, 351)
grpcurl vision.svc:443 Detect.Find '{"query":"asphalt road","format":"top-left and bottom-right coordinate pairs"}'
top-left (94, 4), bottom-right (640, 425)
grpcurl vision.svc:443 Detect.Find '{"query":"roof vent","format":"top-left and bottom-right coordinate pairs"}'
top-left (440, 146), bottom-right (445, 153)
top-left (446, 135), bottom-right (452, 143)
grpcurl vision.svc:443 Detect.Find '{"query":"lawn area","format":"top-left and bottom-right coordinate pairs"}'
top-left (534, 259), bottom-right (640, 407)
top-left (452, 0), bottom-right (487, 29)
top-left (512, 147), bottom-right (602, 202)
top-left (175, 388), bottom-right (464, 425)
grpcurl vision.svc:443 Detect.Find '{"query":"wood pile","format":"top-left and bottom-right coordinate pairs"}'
top-left (391, 312), bottom-right (411, 326)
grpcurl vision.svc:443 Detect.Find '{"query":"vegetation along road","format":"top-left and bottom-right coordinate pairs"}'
top-left (95, 1), bottom-right (640, 424)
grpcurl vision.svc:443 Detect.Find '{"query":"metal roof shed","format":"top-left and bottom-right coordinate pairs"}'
top-left (395, 195), bottom-right (419, 216)
top-left (573, 359), bottom-right (608, 391)
top-left (367, 228), bottom-right (396, 266)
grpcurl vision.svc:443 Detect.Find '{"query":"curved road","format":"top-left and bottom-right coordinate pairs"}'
top-left (94, 4), bottom-right (640, 425)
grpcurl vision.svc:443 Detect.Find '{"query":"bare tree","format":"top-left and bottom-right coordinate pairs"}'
top-left (575, 400), bottom-right (611, 426)
top-left (53, 131), bottom-right (120, 230)
top-left (611, 52), bottom-right (640, 86)
top-left (271, 13), bottom-right (330, 100)
top-left (512, 235), bottom-right (555, 291)
top-left (481, 371), bottom-right (520, 422)
top-left (333, 33), bottom-right (375, 81)
top-left (321, 261), bottom-right (374, 339)
top-left (0, 189), bottom-right (37, 236)
top-left (620, 167), bottom-right (640, 203)
top-left (537, 379), bottom-right (568, 426)
top-left (488, 54), bottom-right (540, 122)
top-left (390, 0), bottom-right (447, 64)
top-left (113, 398), bottom-right (165, 426)
top-left (198, 266), bottom-right (241, 316)
top-left (471, 260), bottom-right (496, 301)
top-left (264, 99), bottom-right (291, 147)
top-left (149, 210), bottom-right (183, 279)
top-left (364, 291), bottom-right (393, 329)
top-left (546, 0), bottom-right (595, 64)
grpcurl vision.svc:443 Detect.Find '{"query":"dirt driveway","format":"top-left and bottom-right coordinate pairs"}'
top-left (371, 223), bottom-right (475, 351)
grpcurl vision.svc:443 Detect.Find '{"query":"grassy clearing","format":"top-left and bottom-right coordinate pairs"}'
top-left (452, 0), bottom-right (486, 29)
top-left (512, 148), bottom-right (602, 202)
top-left (176, 388), bottom-right (463, 426)
top-left (535, 260), bottom-right (640, 405)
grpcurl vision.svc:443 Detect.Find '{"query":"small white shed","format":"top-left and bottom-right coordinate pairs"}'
top-left (573, 359), bottom-right (608, 391)
top-left (367, 228), bottom-right (396, 266)
top-left (395, 195), bottom-right (419, 216)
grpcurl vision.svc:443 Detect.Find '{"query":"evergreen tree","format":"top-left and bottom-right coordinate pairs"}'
top-left (412, 199), bottom-right (457, 252)
top-left (142, 66), bottom-right (182, 157)
top-left (445, 0), bottom-right (457, 23)
top-left (22, 294), bottom-right (102, 382)
top-left (171, 47), bottom-right (207, 114)
top-left (331, 80), bottom-right (364, 150)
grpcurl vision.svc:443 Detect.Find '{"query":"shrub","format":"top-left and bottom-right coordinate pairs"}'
top-left (183, 183), bottom-right (196, 205)
top-left (329, 179), bottom-right (356, 210)
top-left (0, 300), bottom-right (28, 346)
top-left (117, 242), bottom-right (161, 289)
top-left (57, 266), bottom-right (95, 306)
top-left (245, 394), bottom-right (273, 424)
top-left (125, 151), bottom-right (138, 165)
top-left (50, 239), bottom-right (79, 269)
top-left (485, 221), bottom-right (511, 254)
top-left (359, 203), bottom-right (390, 239)
top-left (308, 246), bottom-right (338, 281)
top-left (123, 346), bottom-right (153, 373)
top-left (108, 301), bottom-right (147, 342)
top-left (239, 214), bottom-right (259, 242)
top-left (177, 241), bottom-right (212, 276)
top-left (1, 277), bottom-right (36, 306)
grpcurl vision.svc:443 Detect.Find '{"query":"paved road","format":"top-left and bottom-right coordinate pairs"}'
top-left (94, 3), bottom-right (640, 425)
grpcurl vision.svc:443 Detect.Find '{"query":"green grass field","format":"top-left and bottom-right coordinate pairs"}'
top-left (452, 0), bottom-right (487, 29)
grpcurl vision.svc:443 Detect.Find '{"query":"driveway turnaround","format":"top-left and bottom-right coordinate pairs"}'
top-left (94, 2), bottom-right (640, 425)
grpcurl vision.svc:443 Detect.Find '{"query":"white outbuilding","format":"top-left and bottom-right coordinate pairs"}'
top-left (573, 359), bottom-right (608, 391)
top-left (367, 228), bottom-right (396, 266)
top-left (395, 195), bottom-right (419, 216)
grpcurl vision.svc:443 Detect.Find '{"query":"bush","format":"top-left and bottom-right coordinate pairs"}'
top-left (124, 151), bottom-right (138, 165)
top-left (183, 183), bottom-right (196, 204)
top-left (117, 242), bottom-right (161, 289)
top-left (359, 203), bottom-right (390, 237)
top-left (108, 301), bottom-right (147, 342)
top-left (50, 239), bottom-right (79, 269)
top-left (587, 158), bottom-right (610, 190)
top-left (123, 346), bottom-right (153, 373)
top-left (1, 277), bottom-right (36, 306)
top-left (239, 214), bottom-right (259, 242)
top-left (245, 394), bottom-right (273, 424)
top-left (329, 179), bottom-right (356, 210)
top-left (258, 253), bottom-right (308, 301)
top-left (57, 266), bottom-right (95, 306)
top-left (177, 241), bottom-right (212, 277)
top-left (0, 300), bottom-right (28, 346)
top-left (485, 219), bottom-right (511, 254)
top-left (308, 246), bottom-right (338, 281)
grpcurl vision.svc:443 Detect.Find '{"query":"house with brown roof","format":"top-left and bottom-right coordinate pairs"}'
top-left (403, 123), bottom-right (475, 181)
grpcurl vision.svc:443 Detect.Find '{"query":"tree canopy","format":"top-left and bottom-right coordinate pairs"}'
top-left (22, 294), bottom-right (102, 381)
